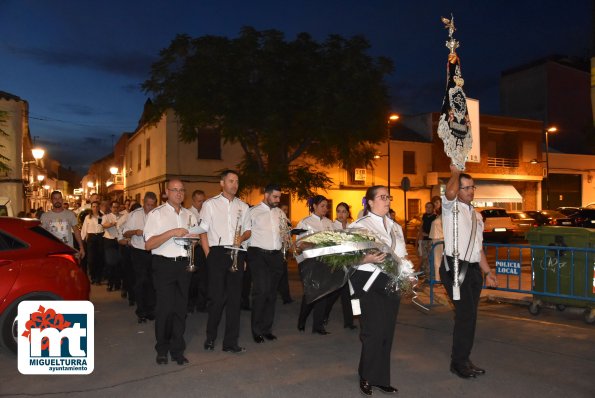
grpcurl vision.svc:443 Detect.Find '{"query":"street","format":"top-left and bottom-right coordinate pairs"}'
top-left (1, 256), bottom-right (594, 398)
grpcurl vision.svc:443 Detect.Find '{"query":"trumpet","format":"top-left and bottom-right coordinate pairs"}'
top-left (229, 209), bottom-right (243, 272)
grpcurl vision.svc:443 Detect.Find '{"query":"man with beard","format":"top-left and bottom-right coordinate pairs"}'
top-left (244, 184), bottom-right (285, 343)
top-left (199, 170), bottom-right (250, 354)
top-left (40, 191), bottom-right (85, 259)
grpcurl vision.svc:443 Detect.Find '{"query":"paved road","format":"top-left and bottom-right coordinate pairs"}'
top-left (1, 259), bottom-right (594, 398)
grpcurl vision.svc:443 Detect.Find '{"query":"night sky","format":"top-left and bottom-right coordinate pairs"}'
top-left (0, 1), bottom-right (591, 175)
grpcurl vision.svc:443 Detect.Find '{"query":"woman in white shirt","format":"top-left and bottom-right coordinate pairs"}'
top-left (81, 201), bottom-right (104, 285)
top-left (296, 195), bottom-right (334, 334)
top-left (348, 185), bottom-right (407, 396)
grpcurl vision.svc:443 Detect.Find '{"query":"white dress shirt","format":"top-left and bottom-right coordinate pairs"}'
top-left (102, 212), bottom-right (121, 240)
top-left (349, 212), bottom-right (408, 271)
top-left (296, 214), bottom-right (334, 238)
top-left (245, 202), bottom-right (283, 250)
top-left (81, 214), bottom-right (104, 240)
top-left (441, 195), bottom-right (484, 263)
top-left (122, 207), bottom-right (150, 250)
top-left (144, 202), bottom-right (199, 257)
top-left (332, 219), bottom-right (349, 230)
top-left (198, 194), bottom-right (250, 247)
top-left (188, 205), bottom-right (201, 221)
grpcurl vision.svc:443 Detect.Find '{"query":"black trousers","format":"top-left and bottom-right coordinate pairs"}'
top-left (277, 259), bottom-right (292, 302)
top-left (324, 284), bottom-right (355, 327)
top-left (119, 245), bottom-right (135, 301)
top-left (206, 246), bottom-right (245, 347)
top-left (152, 255), bottom-right (192, 357)
top-left (187, 245), bottom-right (208, 311)
top-left (86, 234), bottom-right (104, 284)
top-left (131, 248), bottom-right (155, 318)
top-left (103, 237), bottom-right (121, 288)
top-left (350, 270), bottom-right (400, 386)
top-left (247, 247), bottom-right (284, 336)
top-left (297, 259), bottom-right (326, 332)
top-left (439, 258), bottom-right (483, 366)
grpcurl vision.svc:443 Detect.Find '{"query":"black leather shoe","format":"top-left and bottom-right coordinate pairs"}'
top-left (263, 333), bottom-right (277, 341)
top-left (222, 345), bottom-right (246, 353)
top-left (172, 355), bottom-right (189, 365)
top-left (450, 363), bottom-right (476, 379)
top-left (204, 339), bottom-right (215, 351)
top-left (137, 316), bottom-right (147, 324)
top-left (155, 355), bottom-right (168, 365)
top-left (359, 379), bottom-right (372, 396)
top-left (253, 334), bottom-right (265, 343)
top-left (145, 313), bottom-right (155, 321)
top-left (312, 328), bottom-right (330, 335)
top-left (297, 325), bottom-right (305, 332)
top-left (467, 361), bottom-right (486, 375)
top-left (373, 385), bottom-right (398, 394)
top-left (344, 324), bottom-right (357, 330)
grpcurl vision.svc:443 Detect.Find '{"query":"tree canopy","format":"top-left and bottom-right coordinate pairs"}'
top-left (143, 27), bottom-right (394, 199)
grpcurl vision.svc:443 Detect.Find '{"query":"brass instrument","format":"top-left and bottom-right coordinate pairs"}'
top-left (174, 237), bottom-right (200, 272)
top-left (226, 209), bottom-right (244, 272)
top-left (279, 211), bottom-right (293, 258)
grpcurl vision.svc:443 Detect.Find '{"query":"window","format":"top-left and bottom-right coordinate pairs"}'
top-left (0, 231), bottom-right (27, 251)
top-left (197, 128), bottom-right (221, 159)
top-left (407, 199), bottom-right (420, 221)
top-left (403, 151), bottom-right (416, 174)
top-left (137, 144), bottom-right (142, 171)
top-left (146, 138), bottom-right (151, 167)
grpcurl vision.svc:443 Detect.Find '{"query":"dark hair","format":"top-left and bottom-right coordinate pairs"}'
top-left (144, 191), bottom-right (158, 202)
top-left (111, 200), bottom-right (120, 207)
top-left (130, 203), bottom-right (142, 212)
top-left (264, 183), bottom-right (281, 194)
top-left (336, 202), bottom-right (352, 220)
top-left (192, 189), bottom-right (205, 198)
top-left (307, 195), bottom-right (327, 213)
top-left (459, 173), bottom-right (473, 184)
top-left (363, 185), bottom-right (385, 215)
top-left (220, 170), bottom-right (239, 180)
top-left (50, 190), bottom-right (62, 199)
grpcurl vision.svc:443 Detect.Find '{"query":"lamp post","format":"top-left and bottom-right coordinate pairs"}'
top-left (544, 126), bottom-right (557, 209)
top-left (386, 114), bottom-right (399, 196)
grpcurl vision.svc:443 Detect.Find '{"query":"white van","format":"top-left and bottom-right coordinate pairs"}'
top-left (0, 196), bottom-right (14, 217)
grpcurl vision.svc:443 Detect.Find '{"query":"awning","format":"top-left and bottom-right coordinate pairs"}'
top-left (474, 184), bottom-right (522, 203)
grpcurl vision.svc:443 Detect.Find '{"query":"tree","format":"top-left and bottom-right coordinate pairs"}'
top-left (143, 27), bottom-right (394, 199)
top-left (0, 110), bottom-right (10, 173)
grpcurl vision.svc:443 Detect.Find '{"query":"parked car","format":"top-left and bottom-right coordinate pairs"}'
top-left (566, 208), bottom-right (595, 228)
top-left (0, 197), bottom-right (14, 217)
top-left (586, 202), bottom-right (595, 209)
top-left (0, 217), bottom-right (90, 354)
top-left (557, 207), bottom-right (580, 217)
top-left (526, 210), bottom-right (574, 227)
top-left (507, 211), bottom-right (538, 239)
top-left (476, 207), bottom-right (515, 243)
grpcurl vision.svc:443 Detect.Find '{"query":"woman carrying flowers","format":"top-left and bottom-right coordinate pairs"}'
top-left (349, 185), bottom-right (408, 396)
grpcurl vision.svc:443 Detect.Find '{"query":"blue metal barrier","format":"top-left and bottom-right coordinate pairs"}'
top-left (427, 241), bottom-right (595, 308)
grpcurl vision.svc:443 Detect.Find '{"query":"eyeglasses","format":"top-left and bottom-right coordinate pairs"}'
top-left (460, 186), bottom-right (476, 191)
top-left (168, 188), bottom-right (185, 194)
top-left (374, 195), bottom-right (393, 201)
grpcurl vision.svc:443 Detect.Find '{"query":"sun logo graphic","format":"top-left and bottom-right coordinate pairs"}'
top-left (17, 301), bottom-right (94, 375)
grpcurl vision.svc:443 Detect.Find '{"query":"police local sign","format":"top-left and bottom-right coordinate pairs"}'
top-left (496, 260), bottom-right (521, 276)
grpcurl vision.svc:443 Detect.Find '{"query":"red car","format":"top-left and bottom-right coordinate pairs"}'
top-left (0, 217), bottom-right (90, 354)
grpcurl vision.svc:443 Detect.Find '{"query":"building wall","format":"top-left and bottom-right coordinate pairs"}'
top-left (549, 153), bottom-right (595, 207)
top-left (0, 96), bottom-right (27, 214)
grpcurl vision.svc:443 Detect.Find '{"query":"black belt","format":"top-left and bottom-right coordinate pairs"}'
top-left (250, 247), bottom-right (281, 254)
top-left (154, 254), bottom-right (189, 262)
top-left (131, 247), bottom-right (150, 253)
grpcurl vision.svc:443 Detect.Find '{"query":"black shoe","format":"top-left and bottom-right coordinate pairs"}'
top-left (359, 379), bottom-right (372, 396)
top-left (121, 291), bottom-right (127, 299)
top-left (450, 363), bottom-right (476, 379)
top-left (204, 339), bottom-right (215, 351)
top-left (253, 334), bottom-right (265, 343)
top-left (263, 333), bottom-right (277, 341)
top-left (137, 316), bottom-right (147, 324)
top-left (222, 345), bottom-right (246, 353)
top-left (312, 328), bottom-right (330, 335)
top-left (129, 300), bottom-right (135, 307)
top-left (145, 313), bottom-right (155, 321)
top-left (155, 355), bottom-right (168, 365)
top-left (467, 360), bottom-right (486, 375)
top-left (344, 324), bottom-right (357, 330)
top-left (172, 355), bottom-right (189, 365)
top-left (297, 325), bottom-right (305, 332)
top-left (373, 385), bottom-right (398, 394)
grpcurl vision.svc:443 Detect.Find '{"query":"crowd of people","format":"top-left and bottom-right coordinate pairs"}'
top-left (36, 166), bottom-right (496, 395)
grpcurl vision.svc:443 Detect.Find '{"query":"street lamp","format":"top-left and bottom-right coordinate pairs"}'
top-left (32, 148), bottom-right (45, 161)
top-left (387, 114), bottom-right (400, 196)
top-left (109, 166), bottom-right (119, 175)
top-left (544, 126), bottom-right (557, 209)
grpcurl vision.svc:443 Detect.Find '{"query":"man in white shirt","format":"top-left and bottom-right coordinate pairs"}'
top-left (123, 192), bottom-right (158, 323)
top-left (245, 184), bottom-right (284, 343)
top-left (102, 201), bottom-right (123, 292)
top-left (187, 189), bottom-right (208, 313)
top-left (440, 165), bottom-right (497, 379)
top-left (144, 180), bottom-right (199, 366)
top-left (199, 170), bottom-right (250, 354)
top-left (40, 191), bottom-right (85, 258)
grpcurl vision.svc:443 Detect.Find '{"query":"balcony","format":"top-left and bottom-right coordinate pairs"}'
top-left (487, 157), bottom-right (519, 168)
